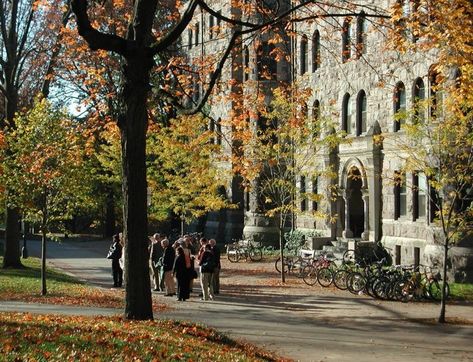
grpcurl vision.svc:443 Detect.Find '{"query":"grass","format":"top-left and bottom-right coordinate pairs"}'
top-left (0, 256), bottom-right (167, 311)
top-left (0, 313), bottom-right (281, 361)
top-left (0, 256), bottom-right (283, 361)
top-left (450, 282), bottom-right (473, 301)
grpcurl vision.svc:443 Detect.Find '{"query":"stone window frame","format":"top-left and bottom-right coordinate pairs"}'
top-left (300, 34), bottom-right (308, 75)
top-left (412, 171), bottom-right (427, 221)
top-left (195, 22), bottom-right (200, 46)
top-left (394, 171), bottom-right (407, 220)
top-left (188, 28), bottom-right (193, 49)
top-left (312, 99), bottom-right (320, 139)
top-left (311, 176), bottom-right (318, 212)
top-left (300, 175), bottom-right (307, 212)
top-left (393, 81), bottom-right (406, 132)
top-left (412, 77), bottom-right (425, 124)
top-left (209, 14), bottom-right (215, 40)
top-left (341, 17), bottom-right (352, 62)
top-left (355, 11), bottom-right (368, 58)
top-left (356, 89), bottom-right (367, 136)
top-left (311, 30), bottom-right (320, 72)
top-left (341, 93), bottom-right (352, 135)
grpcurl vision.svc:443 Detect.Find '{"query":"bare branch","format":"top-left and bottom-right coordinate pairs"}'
top-left (151, 0), bottom-right (200, 54)
top-left (197, 0), bottom-right (259, 29)
top-left (17, 3), bottom-right (35, 63)
top-left (71, 0), bottom-right (128, 55)
top-left (0, 1), bottom-right (8, 52)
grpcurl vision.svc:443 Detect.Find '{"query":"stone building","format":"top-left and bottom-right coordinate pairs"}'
top-left (183, 0), bottom-right (473, 281)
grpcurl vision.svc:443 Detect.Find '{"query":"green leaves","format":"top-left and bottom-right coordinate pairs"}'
top-left (147, 114), bottom-right (235, 223)
top-left (0, 97), bottom-right (92, 232)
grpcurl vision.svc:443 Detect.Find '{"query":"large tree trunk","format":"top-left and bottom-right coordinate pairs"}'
top-left (119, 53), bottom-right (153, 320)
top-left (2, 87), bottom-right (22, 269)
top-left (104, 189), bottom-right (116, 238)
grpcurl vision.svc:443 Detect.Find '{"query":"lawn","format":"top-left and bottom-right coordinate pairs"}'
top-left (0, 256), bottom-right (284, 361)
top-left (0, 313), bottom-right (281, 361)
top-left (0, 256), bottom-right (165, 311)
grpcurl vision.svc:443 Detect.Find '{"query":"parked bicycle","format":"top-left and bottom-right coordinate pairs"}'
top-left (226, 239), bottom-right (263, 263)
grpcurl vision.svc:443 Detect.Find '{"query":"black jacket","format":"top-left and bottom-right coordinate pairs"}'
top-left (107, 242), bottom-right (122, 260)
top-left (162, 246), bottom-right (176, 272)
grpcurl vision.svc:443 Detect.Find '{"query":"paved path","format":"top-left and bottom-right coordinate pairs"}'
top-left (2, 239), bottom-right (473, 362)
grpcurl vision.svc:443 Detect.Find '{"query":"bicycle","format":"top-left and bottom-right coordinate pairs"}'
top-left (302, 253), bottom-right (336, 286)
top-left (226, 240), bottom-right (263, 263)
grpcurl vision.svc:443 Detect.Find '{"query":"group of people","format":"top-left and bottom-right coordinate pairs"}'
top-left (149, 233), bottom-right (221, 301)
top-left (107, 232), bottom-right (221, 302)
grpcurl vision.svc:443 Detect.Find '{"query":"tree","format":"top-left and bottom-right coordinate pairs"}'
top-left (387, 0), bottom-right (473, 323)
top-left (0, 0), bottom-right (70, 268)
top-left (238, 86), bottom-right (344, 282)
top-left (148, 114), bottom-right (235, 234)
top-left (70, 0), bottom-right (390, 320)
top-left (0, 97), bottom-right (92, 295)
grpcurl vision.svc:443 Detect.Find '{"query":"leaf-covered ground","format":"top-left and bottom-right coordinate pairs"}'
top-left (0, 257), bottom-right (166, 311)
top-left (0, 313), bottom-right (283, 361)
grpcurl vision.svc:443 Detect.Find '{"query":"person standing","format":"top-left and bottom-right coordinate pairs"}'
top-left (199, 244), bottom-right (215, 300)
top-left (173, 246), bottom-right (190, 301)
top-left (149, 233), bottom-right (164, 291)
top-left (161, 238), bottom-right (176, 296)
top-left (106, 234), bottom-right (123, 288)
top-left (209, 238), bottom-right (221, 295)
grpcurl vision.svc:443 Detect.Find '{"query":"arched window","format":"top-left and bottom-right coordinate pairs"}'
top-left (243, 46), bottom-right (250, 81)
top-left (356, 90), bottom-right (367, 136)
top-left (312, 99), bottom-right (320, 138)
top-left (209, 15), bottom-right (215, 39)
top-left (300, 35), bottom-right (308, 75)
top-left (195, 22), bottom-right (200, 46)
top-left (312, 30), bottom-right (320, 72)
top-left (356, 13), bottom-right (368, 57)
top-left (412, 78), bottom-right (425, 123)
top-left (188, 29), bottom-right (193, 49)
top-left (394, 82), bottom-right (406, 132)
top-left (342, 93), bottom-right (352, 134)
top-left (342, 18), bottom-right (352, 62)
top-left (429, 67), bottom-right (442, 119)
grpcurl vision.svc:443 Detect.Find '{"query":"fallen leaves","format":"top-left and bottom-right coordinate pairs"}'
top-left (0, 313), bottom-right (282, 361)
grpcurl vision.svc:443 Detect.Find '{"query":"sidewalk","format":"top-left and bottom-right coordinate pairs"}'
top-left (2, 239), bottom-right (473, 362)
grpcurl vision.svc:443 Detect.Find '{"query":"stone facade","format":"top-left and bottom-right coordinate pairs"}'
top-left (184, 0), bottom-right (473, 281)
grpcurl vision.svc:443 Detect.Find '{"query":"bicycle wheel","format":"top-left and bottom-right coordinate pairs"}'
top-left (275, 256), bottom-right (289, 274)
top-left (302, 265), bottom-right (318, 286)
top-left (372, 277), bottom-right (389, 300)
top-left (249, 247), bottom-right (263, 262)
top-left (333, 269), bottom-right (349, 290)
top-left (317, 267), bottom-right (333, 287)
top-left (343, 249), bottom-right (356, 264)
top-left (227, 247), bottom-right (240, 263)
top-left (428, 280), bottom-right (450, 301)
top-left (347, 272), bottom-right (366, 294)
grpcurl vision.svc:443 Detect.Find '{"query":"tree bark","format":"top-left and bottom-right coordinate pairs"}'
top-left (2, 86), bottom-right (22, 269)
top-left (280, 213), bottom-right (285, 283)
top-left (104, 189), bottom-right (116, 238)
top-left (41, 228), bottom-right (47, 296)
top-left (438, 237), bottom-right (449, 323)
top-left (119, 52), bottom-right (153, 320)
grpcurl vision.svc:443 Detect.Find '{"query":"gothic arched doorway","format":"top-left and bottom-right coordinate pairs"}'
top-left (347, 167), bottom-right (364, 238)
